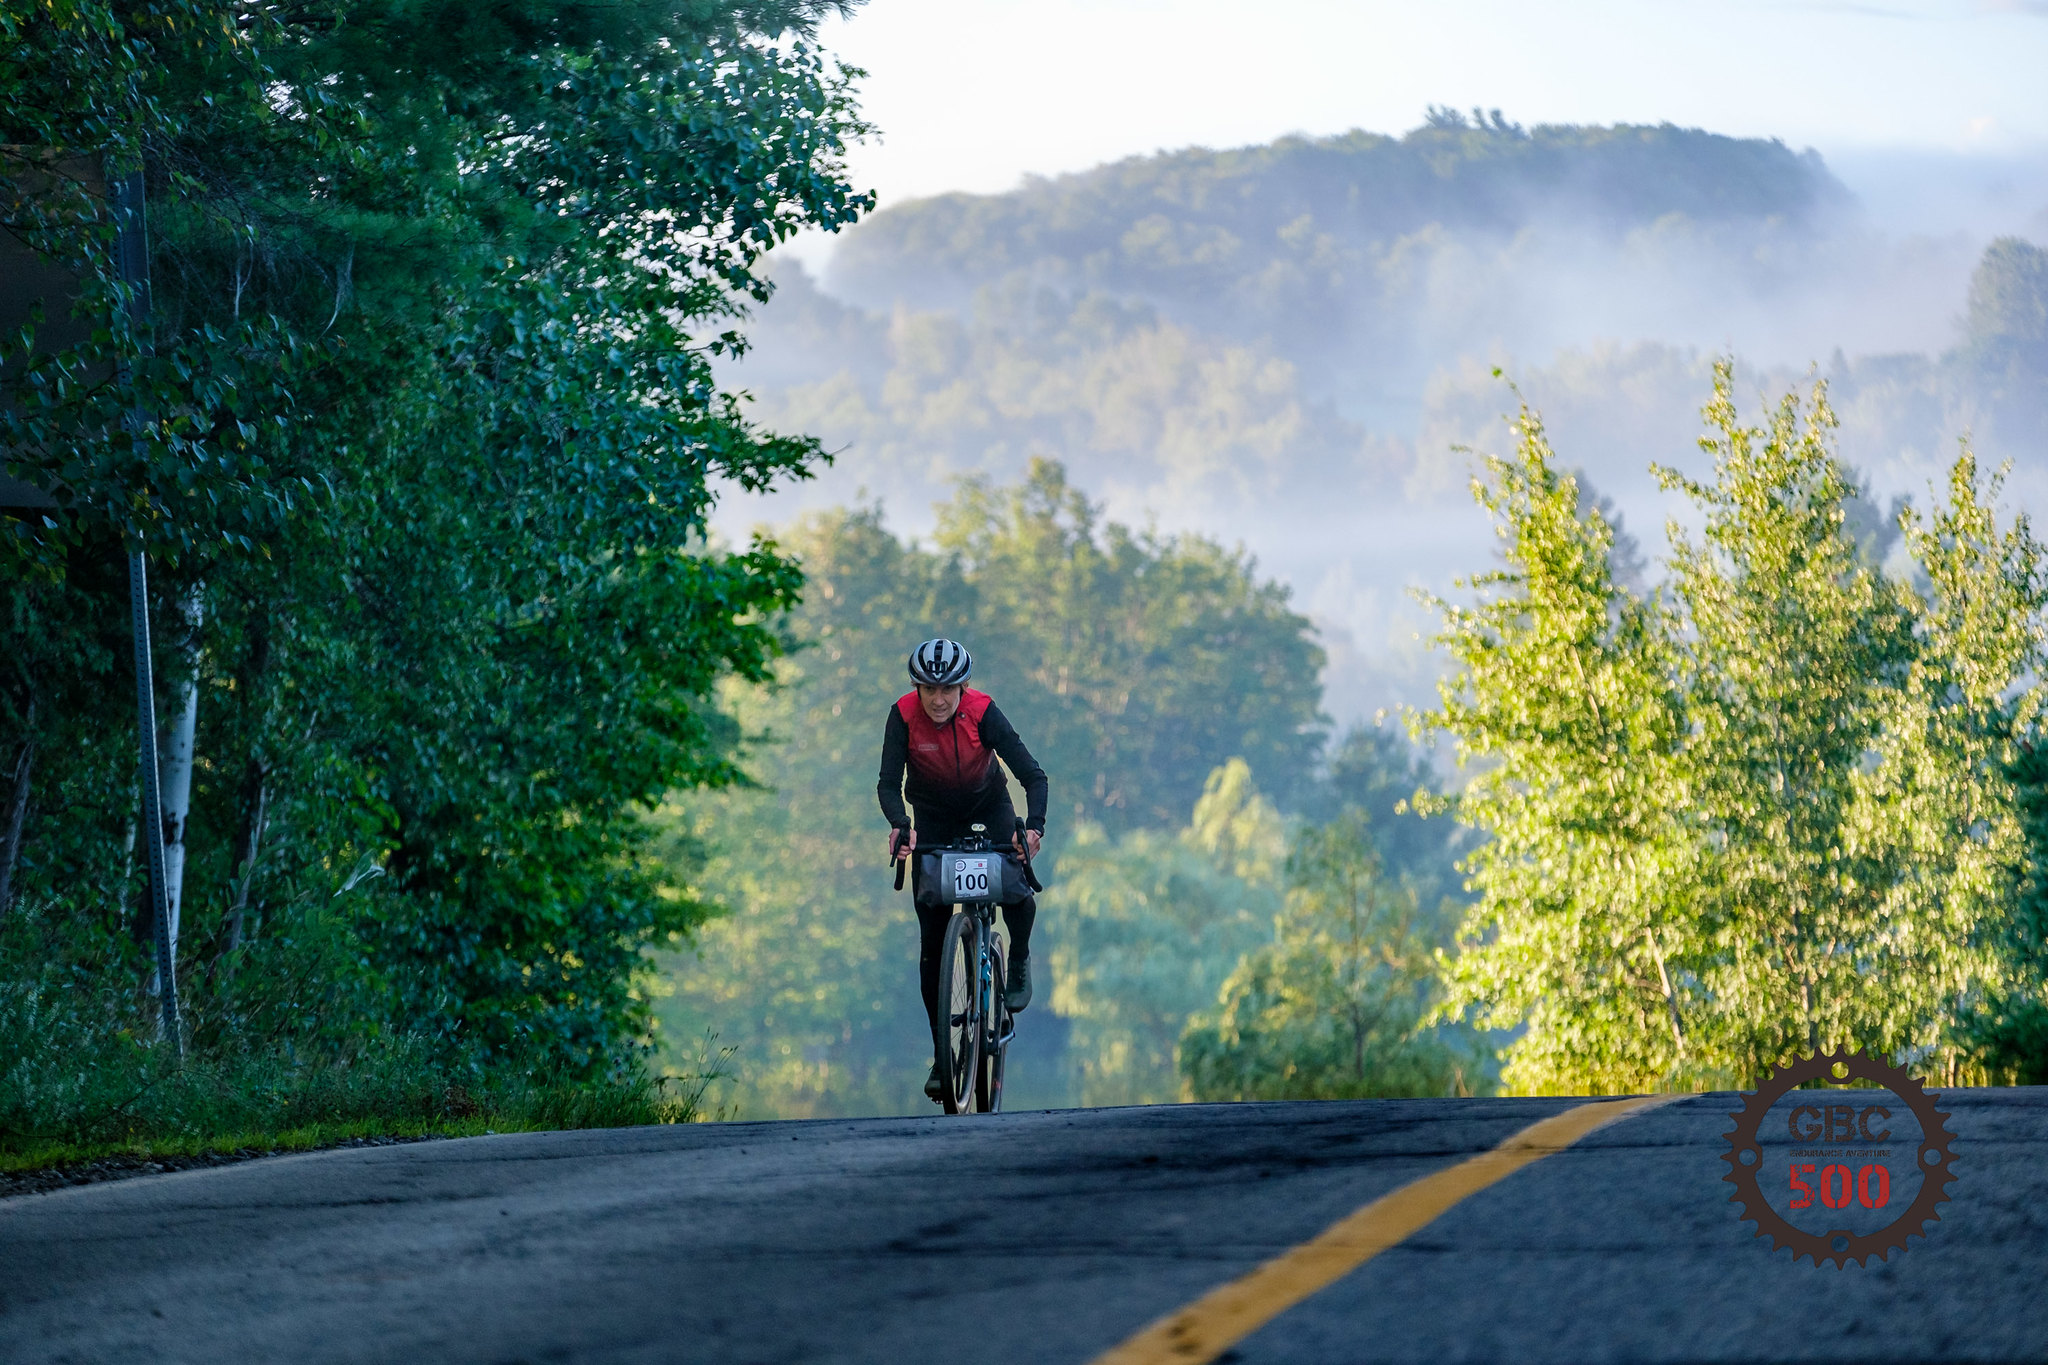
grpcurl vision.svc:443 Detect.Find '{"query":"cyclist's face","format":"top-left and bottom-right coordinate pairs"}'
top-left (917, 683), bottom-right (962, 724)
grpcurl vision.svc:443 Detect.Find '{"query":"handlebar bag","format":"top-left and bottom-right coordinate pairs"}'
top-left (914, 849), bottom-right (1036, 908)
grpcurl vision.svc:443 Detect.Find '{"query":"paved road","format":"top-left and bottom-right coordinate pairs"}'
top-left (3, 1089), bottom-right (2044, 1363)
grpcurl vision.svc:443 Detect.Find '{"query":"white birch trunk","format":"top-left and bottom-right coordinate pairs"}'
top-left (156, 589), bottom-right (203, 969)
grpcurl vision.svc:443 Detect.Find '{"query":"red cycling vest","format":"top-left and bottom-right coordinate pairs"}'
top-left (896, 688), bottom-right (995, 796)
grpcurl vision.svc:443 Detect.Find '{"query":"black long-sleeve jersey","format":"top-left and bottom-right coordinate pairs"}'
top-left (877, 693), bottom-right (1048, 833)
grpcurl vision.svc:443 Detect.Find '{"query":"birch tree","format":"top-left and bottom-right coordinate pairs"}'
top-left (1421, 404), bottom-right (1695, 1094)
top-left (1425, 366), bottom-right (2048, 1089)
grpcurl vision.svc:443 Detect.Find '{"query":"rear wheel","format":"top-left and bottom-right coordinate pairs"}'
top-left (936, 911), bottom-right (980, 1114)
top-left (977, 941), bottom-right (1008, 1114)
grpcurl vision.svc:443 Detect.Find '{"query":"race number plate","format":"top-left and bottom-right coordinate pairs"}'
top-left (942, 852), bottom-right (997, 903)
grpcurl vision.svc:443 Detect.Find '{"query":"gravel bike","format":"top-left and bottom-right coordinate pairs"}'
top-left (892, 823), bottom-right (1032, 1115)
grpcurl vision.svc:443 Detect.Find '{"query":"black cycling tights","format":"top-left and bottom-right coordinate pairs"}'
top-left (916, 896), bottom-right (1035, 1035)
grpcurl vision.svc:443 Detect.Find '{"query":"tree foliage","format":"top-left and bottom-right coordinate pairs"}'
top-left (1967, 237), bottom-right (2048, 378)
top-left (935, 459), bottom-right (1329, 827)
top-left (1424, 364), bottom-right (2048, 1091)
top-left (1965, 236), bottom-right (2048, 443)
top-left (1179, 807), bottom-right (1478, 1102)
top-left (1041, 761), bottom-right (1283, 1107)
top-left (0, 0), bottom-right (871, 1095)
top-left (648, 506), bottom-right (966, 1117)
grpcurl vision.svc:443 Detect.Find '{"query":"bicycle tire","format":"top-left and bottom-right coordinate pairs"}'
top-left (936, 910), bottom-right (980, 1115)
top-left (977, 941), bottom-right (1008, 1114)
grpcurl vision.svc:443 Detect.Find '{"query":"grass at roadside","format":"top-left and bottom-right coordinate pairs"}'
top-left (2, 1028), bottom-right (730, 1178)
top-left (2, 1116), bottom-right (499, 1174)
top-left (1, 924), bottom-right (737, 1181)
top-left (0, 1081), bottom-right (703, 1175)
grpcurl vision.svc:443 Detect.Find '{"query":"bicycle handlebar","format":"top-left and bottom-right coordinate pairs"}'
top-left (887, 825), bottom-right (1044, 894)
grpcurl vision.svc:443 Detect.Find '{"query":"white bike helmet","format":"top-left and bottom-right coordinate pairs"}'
top-left (907, 637), bottom-right (973, 686)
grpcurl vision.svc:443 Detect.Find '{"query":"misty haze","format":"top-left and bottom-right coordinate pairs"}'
top-left (713, 113), bottom-right (2048, 721)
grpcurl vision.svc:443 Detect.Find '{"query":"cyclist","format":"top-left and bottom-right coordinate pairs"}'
top-left (878, 637), bottom-right (1048, 1103)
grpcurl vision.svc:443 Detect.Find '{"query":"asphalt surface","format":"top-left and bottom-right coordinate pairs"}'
top-left (2, 1089), bottom-right (2044, 1363)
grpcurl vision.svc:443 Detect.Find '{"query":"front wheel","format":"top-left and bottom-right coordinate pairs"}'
top-left (936, 910), bottom-right (980, 1114)
top-left (977, 944), bottom-right (1009, 1114)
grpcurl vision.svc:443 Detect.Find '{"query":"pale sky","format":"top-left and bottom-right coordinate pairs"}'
top-left (811, 0), bottom-right (2048, 207)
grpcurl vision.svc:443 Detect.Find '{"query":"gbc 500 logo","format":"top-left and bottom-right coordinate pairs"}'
top-left (1722, 1050), bottom-right (1957, 1267)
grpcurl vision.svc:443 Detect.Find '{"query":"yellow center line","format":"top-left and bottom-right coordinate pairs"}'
top-left (1090, 1094), bottom-right (1685, 1365)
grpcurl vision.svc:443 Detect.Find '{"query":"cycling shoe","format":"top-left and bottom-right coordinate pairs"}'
top-left (1005, 957), bottom-right (1033, 1013)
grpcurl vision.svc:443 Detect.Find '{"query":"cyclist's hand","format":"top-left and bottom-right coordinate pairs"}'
top-left (1018, 828), bottom-right (1042, 860)
top-left (889, 827), bottom-right (916, 860)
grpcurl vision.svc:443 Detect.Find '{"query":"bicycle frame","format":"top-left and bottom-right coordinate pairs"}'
top-left (962, 900), bottom-right (1015, 1046)
top-left (896, 824), bottom-right (1018, 1113)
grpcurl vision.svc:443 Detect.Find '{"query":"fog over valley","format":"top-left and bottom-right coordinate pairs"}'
top-left (711, 116), bottom-right (2048, 723)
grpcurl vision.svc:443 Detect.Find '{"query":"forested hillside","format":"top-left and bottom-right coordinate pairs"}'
top-left (832, 115), bottom-right (1848, 371)
top-left (715, 116), bottom-right (2046, 722)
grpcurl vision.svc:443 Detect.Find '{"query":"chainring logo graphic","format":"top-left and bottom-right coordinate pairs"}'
top-left (1722, 1048), bottom-right (1957, 1268)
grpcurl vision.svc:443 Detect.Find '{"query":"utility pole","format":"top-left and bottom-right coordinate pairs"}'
top-left (112, 164), bottom-right (181, 1057)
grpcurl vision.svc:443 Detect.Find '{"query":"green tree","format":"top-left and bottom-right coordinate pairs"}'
top-left (1179, 808), bottom-right (1477, 1101)
top-left (1653, 371), bottom-right (1917, 1077)
top-left (1425, 366), bottom-right (2048, 1090)
top-left (1420, 402), bottom-right (1695, 1094)
top-left (1973, 739), bottom-right (2048, 1084)
top-left (1302, 723), bottom-right (1467, 903)
top-left (939, 458), bottom-right (1329, 828)
top-left (1964, 236), bottom-right (2048, 442)
top-left (1, 1), bottom-right (872, 1097)
top-left (1857, 451), bottom-right (2048, 1083)
top-left (1966, 237), bottom-right (2048, 382)
top-left (1039, 760), bottom-right (1282, 1106)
